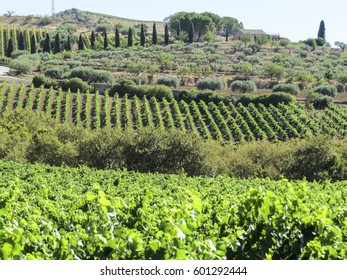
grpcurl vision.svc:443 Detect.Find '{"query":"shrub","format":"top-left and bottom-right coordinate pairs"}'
top-left (148, 85), bottom-right (174, 100)
top-left (307, 92), bottom-right (333, 109)
top-left (196, 77), bottom-right (226, 91)
top-left (314, 85), bottom-right (337, 97)
top-left (156, 76), bottom-right (180, 88)
top-left (231, 80), bottom-right (257, 93)
top-left (32, 74), bottom-right (47, 87)
top-left (120, 76), bottom-right (141, 85)
top-left (44, 67), bottom-right (65, 79)
top-left (11, 50), bottom-right (30, 59)
top-left (237, 92), bottom-right (295, 106)
top-left (69, 67), bottom-right (114, 83)
top-left (272, 83), bottom-right (300, 95)
top-left (61, 78), bottom-right (92, 92)
top-left (9, 59), bottom-right (34, 74)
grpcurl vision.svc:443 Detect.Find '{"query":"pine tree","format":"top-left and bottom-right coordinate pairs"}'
top-left (91, 30), bottom-right (96, 49)
top-left (164, 24), bottom-right (169, 45)
top-left (128, 28), bottom-right (133, 47)
top-left (66, 35), bottom-right (72, 51)
top-left (18, 32), bottom-right (25, 50)
top-left (30, 34), bottom-right (37, 54)
top-left (54, 33), bottom-right (61, 54)
top-left (115, 28), bottom-right (120, 48)
top-left (6, 38), bottom-right (13, 57)
top-left (317, 20), bottom-right (326, 39)
top-left (188, 22), bottom-right (194, 43)
top-left (140, 23), bottom-right (145, 47)
top-left (78, 34), bottom-right (84, 50)
top-left (152, 23), bottom-right (157, 45)
top-left (103, 32), bottom-right (108, 50)
top-left (43, 33), bottom-right (51, 53)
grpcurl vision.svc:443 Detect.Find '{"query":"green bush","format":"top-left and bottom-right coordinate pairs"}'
top-left (32, 74), bottom-right (47, 87)
top-left (314, 85), bottom-right (337, 97)
top-left (307, 92), bottom-right (333, 109)
top-left (273, 83), bottom-right (300, 95)
top-left (196, 77), bottom-right (226, 91)
top-left (70, 67), bottom-right (114, 83)
top-left (9, 59), bottom-right (34, 74)
top-left (44, 67), bottom-right (65, 79)
top-left (11, 50), bottom-right (30, 59)
top-left (231, 80), bottom-right (257, 93)
top-left (237, 92), bottom-right (295, 106)
top-left (156, 76), bottom-right (180, 88)
top-left (61, 78), bottom-right (92, 93)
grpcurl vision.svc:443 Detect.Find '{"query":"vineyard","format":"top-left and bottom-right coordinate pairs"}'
top-left (0, 160), bottom-right (346, 260)
top-left (1, 81), bottom-right (347, 142)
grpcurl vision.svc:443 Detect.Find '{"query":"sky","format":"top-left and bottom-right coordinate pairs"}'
top-left (1, 0), bottom-right (346, 45)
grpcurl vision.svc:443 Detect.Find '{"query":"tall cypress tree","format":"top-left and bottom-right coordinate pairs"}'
top-left (78, 34), bottom-right (84, 50)
top-left (43, 33), bottom-right (51, 53)
top-left (25, 28), bottom-right (31, 51)
top-left (103, 32), bottom-right (108, 50)
top-left (188, 22), bottom-right (194, 43)
top-left (115, 28), bottom-right (120, 48)
top-left (127, 28), bottom-right (133, 47)
top-left (66, 35), bottom-right (72, 51)
top-left (30, 34), bottom-right (37, 54)
top-left (91, 30), bottom-right (96, 49)
top-left (152, 23), bottom-right (157, 45)
top-left (18, 32), bottom-right (25, 50)
top-left (164, 24), bottom-right (169, 45)
top-left (0, 25), bottom-right (4, 58)
top-left (12, 26), bottom-right (18, 50)
top-left (6, 38), bottom-right (13, 57)
top-left (140, 23), bottom-right (145, 47)
top-left (54, 33), bottom-right (61, 54)
top-left (317, 20), bottom-right (326, 39)
top-left (177, 23), bottom-right (181, 37)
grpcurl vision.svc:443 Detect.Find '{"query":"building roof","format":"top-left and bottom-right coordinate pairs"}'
top-left (236, 29), bottom-right (267, 35)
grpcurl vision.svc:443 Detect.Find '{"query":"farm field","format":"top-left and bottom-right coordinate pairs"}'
top-left (1, 81), bottom-right (347, 142)
top-left (0, 160), bottom-right (346, 260)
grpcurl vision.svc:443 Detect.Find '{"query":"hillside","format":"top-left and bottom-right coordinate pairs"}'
top-left (0, 8), bottom-right (166, 34)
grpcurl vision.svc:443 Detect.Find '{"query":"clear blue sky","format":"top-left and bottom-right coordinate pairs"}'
top-left (2, 0), bottom-right (346, 44)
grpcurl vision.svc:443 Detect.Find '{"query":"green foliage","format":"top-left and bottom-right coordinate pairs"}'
top-left (152, 23), bottom-right (157, 45)
top-left (9, 58), bottom-right (34, 74)
top-left (69, 67), bottom-right (114, 83)
top-left (43, 33), bottom-right (51, 53)
top-left (237, 92), bottom-right (295, 106)
top-left (314, 85), bottom-right (337, 97)
top-left (272, 83), bottom-right (300, 95)
top-left (95, 23), bottom-right (112, 33)
top-left (164, 24), bottom-right (169, 45)
top-left (263, 62), bottom-right (286, 81)
top-left (44, 67), bottom-right (65, 79)
top-left (156, 76), bottom-right (180, 88)
top-left (317, 20), bottom-right (326, 40)
top-left (230, 80), bottom-right (257, 93)
top-left (307, 92), bottom-right (333, 109)
top-left (61, 78), bottom-right (91, 93)
top-left (196, 77), bottom-right (226, 90)
top-left (0, 156), bottom-right (347, 260)
top-left (127, 28), bottom-right (133, 47)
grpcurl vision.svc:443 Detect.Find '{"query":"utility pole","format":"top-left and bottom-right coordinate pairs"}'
top-left (52, 0), bottom-right (55, 17)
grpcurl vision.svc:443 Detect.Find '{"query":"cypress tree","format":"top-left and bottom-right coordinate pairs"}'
top-left (127, 28), bottom-right (133, 47)
top-left (91, 30), bottom-right (96, 49)
top-left (164, 24), bottom-right (169, 45)
top-left (54, 33), bottom-right (61, 54)
top-left (115, 28), bottom-right (120, 48)
top-left (188, 22), bottom-right (194, 43)
top-left (43, 33), bottom-right (51, 53)
top-left (18, 32), bottom-right (25, 50)
top-left (0, 25), bottom-right (4, 58)
top-left (140, 23), bottom-right (145, 47)
top-left (317, 20), bottom-right (326, 39)
top-left (78, 34), bottom-right (84, 50)
top-left (6, 38), bottom-right (13, 57)
top-left (152, 23), bottom-right (157, 45)
top-left (66, 35), bottom-right (72, 51)
top-left (12, 26), bottom-right (18, 50)
top-left (30, 34), bottom-right (37, 54)
top-left (103, 32), bottom-right (108, 50)
top-left (25, 28), bottom-right (31, 51)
